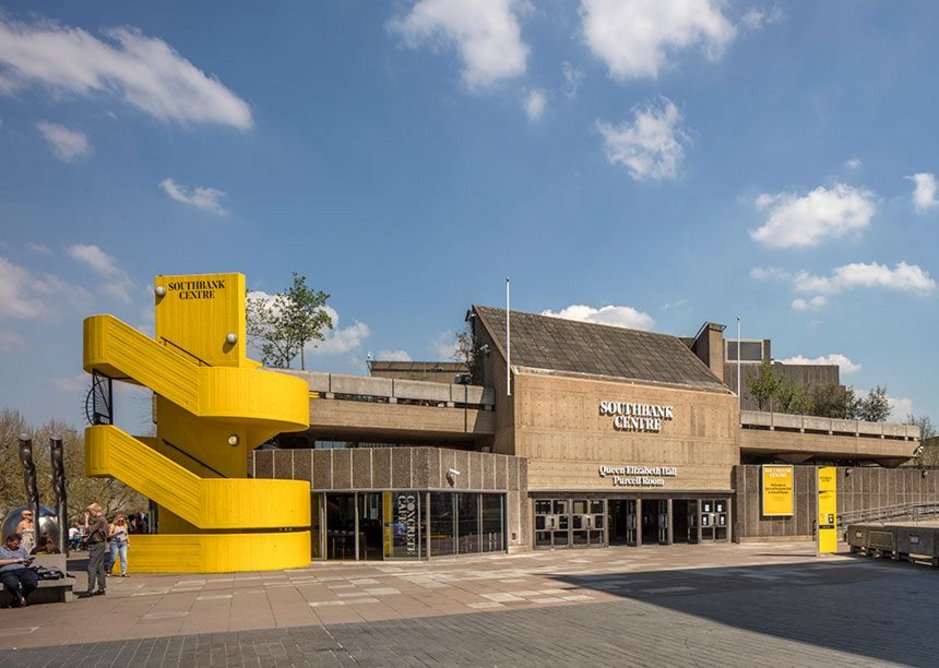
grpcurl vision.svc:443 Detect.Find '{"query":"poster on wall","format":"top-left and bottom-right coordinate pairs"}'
top-left (761, 464), bottom-right (794, 517)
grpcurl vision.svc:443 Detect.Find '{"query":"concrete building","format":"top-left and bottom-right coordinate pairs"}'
top-left (254, 306), bottom-right (921, 560)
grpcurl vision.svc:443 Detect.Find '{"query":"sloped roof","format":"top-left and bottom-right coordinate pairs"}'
top-left (473, 305), bottom-right (729, 393)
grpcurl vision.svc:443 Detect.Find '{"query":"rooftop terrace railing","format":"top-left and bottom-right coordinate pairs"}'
top-left (277, 370), bottom-right (495, 410)
top-left (741, 410), bottom-right (920, 441)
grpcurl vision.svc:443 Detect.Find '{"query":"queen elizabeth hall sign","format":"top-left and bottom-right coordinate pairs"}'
top-left (761, 464), bottom-right (794, 516)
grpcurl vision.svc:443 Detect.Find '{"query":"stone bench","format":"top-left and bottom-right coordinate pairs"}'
top-left (0, 553), bottom-right (73, 606)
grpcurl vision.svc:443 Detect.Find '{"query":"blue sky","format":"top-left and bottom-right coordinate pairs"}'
top-left (1, 1), bottom-right (937, 433)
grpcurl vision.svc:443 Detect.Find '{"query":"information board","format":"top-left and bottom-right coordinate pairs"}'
top-left (817, 466), bottom-right (838, 554)
top-left (761, 464), bottom-right (794, 516)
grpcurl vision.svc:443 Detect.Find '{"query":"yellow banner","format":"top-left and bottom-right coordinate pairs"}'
top-left (818, 466), bottom-right (838, 554)
top-left (761, 464), bottom-right (794, 516)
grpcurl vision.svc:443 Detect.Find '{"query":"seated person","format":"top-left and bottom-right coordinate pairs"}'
top-left (31, 533), bottom-right (60, 555)
top-left (0, 533), bottom-right (37, 608)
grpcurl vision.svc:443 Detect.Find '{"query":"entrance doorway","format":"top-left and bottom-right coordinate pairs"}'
top-left (641, 499), bottom-right (668, 545)
top-left (673, 500), bottom-right (690, 544)
top-left (608, 500), bottom-right (637, 546)
top-left (357, 492), bottom-right (384, 560)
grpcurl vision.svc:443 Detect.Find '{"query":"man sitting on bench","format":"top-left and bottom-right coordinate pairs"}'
top-left (0, 532), bottom-right (37, 608)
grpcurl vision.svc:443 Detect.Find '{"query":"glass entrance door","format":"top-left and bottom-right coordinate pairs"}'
top-left (534, 498), bottom-right (604, 549)
top-left (657, 500), bottom-right (669, 545)
top-left (608, 500), bottom-right (637, 546)
top-left (571, 499), bottom-right (606, 547)
top-left (357, 492), bottom-right (383, 560)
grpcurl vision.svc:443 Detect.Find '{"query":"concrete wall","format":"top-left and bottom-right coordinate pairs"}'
top-left (514, 372), bottom-right (739, 493)
top-left (734, 465), bottom-right (939, 542)
top-left (252, 447), bottom-right (530, 551)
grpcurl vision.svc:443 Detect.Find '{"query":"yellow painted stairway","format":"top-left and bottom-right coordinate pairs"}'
top-left (82, 273), bottom-right (313, 573)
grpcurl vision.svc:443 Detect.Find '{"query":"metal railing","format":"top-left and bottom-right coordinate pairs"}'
top-left (840, 501), bottom-right (939, 526)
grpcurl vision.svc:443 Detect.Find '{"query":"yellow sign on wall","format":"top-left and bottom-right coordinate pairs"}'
top-left (761, 464), bottom-right (794, 516)
top-left (818, 466), bottom-right (838, 554)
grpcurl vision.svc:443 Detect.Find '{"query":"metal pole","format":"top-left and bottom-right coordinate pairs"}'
top-left (736, 315), bottom-right (741, 416)
top-left (506, 277), bottom-right (511, 397)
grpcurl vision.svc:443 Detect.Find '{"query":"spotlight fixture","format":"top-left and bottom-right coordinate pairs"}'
top-left (225, 333), bottom-right (238, 345)
top-left (228, 434), bottom-right (240, 447)
top-left (155, 286), bottom-right (166, 297)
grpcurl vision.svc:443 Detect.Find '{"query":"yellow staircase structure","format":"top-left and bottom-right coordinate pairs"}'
top-left (82, 273), bottom-right (312, 573)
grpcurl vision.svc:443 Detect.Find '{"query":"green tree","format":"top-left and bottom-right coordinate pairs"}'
top-left (857, 385), bottom-right (891, 422)
top-left (748, 360), bottom-right (780, 410)
top-left (1, 409), bottom-right (144, 523)
top-left (907, 414), bottom-right (938, 468)
top-left (246, 273), bottom-right (333, 370)
top-left (775, 377), bottom-right (814, 415)
top-left (811, 383), bottom-right (859, 419)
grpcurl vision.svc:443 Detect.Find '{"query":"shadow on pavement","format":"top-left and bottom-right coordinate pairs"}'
top-left (551, 556), bottom-right (932, 667)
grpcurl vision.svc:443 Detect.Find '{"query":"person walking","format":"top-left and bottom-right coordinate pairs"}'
top-left (15, 510), bottom-right (35, 556)
top-left (108, 515), bottom-right (130, 577)
top-left (79, 503), bottom-right (108, 598)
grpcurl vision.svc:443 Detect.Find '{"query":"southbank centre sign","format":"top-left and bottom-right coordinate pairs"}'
top-left (599, 401), bottom-right (674, 433)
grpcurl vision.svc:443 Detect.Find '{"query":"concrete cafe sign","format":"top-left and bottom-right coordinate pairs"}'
top-left (599, 401), bottom-right (674, 433)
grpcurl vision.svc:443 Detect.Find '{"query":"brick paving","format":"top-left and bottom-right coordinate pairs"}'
top-left (1, 542), bottom-right (934, 666)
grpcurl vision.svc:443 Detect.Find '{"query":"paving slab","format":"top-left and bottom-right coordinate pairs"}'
top-left (3, 542), bottom-right (936, 665)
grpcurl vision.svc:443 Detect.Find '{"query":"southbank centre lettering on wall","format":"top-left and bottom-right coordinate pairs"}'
top-left (599, 465), bottom-right (678, 487)
top-left (166, 278), bottom-right (227, 300)
top-left (598, 401), bottom-right (674, 433)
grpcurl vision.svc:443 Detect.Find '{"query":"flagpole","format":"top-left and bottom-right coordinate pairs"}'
top-left (506, 277), bottom-right (511, 397)
top-left (736, 315), bottom-right (741, 416)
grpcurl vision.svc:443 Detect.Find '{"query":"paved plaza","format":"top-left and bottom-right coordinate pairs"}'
top-left (1, 542), bottom-right (935, 666)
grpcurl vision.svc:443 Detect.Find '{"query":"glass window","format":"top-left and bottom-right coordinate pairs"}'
top-left (430, 492), bottom-right (455, 557)
top-left (389, 492), bottom-right (421, 559)
top-left (325, 493), bottom-right (356, 560)
top-left (311, 493), bottom-right (323, 559)
top-left (481, 495), bottom-right (504, 553)
top-left (457, 493), bottom-right (480, 554)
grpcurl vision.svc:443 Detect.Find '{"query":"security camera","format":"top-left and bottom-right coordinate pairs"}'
top-left (447, 468), bottom-right (461, 478)
top-left (478, 344), bottom-right (490, 354)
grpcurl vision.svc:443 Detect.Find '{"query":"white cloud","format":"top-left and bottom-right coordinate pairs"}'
top-left (750, 183), bottom-right (876, 248)
top-left (67, 244), bottom-right (134, 301)
top-left (36, 121), bottom-right (91, 162)
top-left (388, 0), bottom-right (529, 90)
top-left (580, 0), bottom-right (736, 80)
top-left (524, 88), bottom-right (545, 121)
top-left (26, 243), bottom-right (53, 255)
top-left (541, 304), bottom-right (654, 330)
top-left (778, 353), bottom-right (861, 375)
top-left (561, 61), bottom-right (584, 99)
top-left (375, 349), bottom-right (412, 362)
top-left (68, 244), bottom-right (121, 278)
top-left (0, 18), bottom-right (252, 129)
top-left (0, 255), bottom-right (90, 320)
top-left (887, 395), bottom-right (914, 423)
top-left (432, 331), bottom-right (461, 360)
top-left (790, 295), bottom-right (828, 311)
top-left (793, 262), bottom-right (936, 296)
top-left (310, 306), bottom-right (370, 356)
top-left (741, 6), bottom-right (783, 31)
top-left (907, 172), bottom-right (938, 213)
top-left (160, 178), bottom-right (226, 216)
top-left (750, 266), bottom-right (790, 281)
top-left (596, 98), bottom-right (689, 181)
top-left (844, 158), bottom-right (862, 171)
